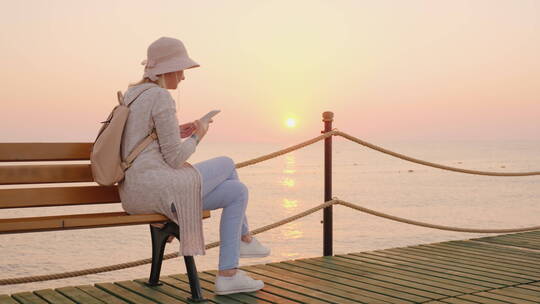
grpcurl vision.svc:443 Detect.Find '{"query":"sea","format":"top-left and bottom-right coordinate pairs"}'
top-left (1, 138), bottom-right (539, 294)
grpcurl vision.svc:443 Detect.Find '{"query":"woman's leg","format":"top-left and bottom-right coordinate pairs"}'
top-left (189, 156), bottom-right (250, 237)
top-left (193, 156), bottom-right (238, 196)
top-left (201, 179), bottom-right (248, 271)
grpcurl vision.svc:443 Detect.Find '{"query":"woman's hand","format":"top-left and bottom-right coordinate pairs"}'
top-left (193, 119), bottom-right (209, 141)
top-left (180, 122), bottom-right (196, 138)
top-left (180, 119), bottom-right (213, 138)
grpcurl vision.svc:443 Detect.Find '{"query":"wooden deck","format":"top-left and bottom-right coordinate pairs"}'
top-left (2, 230), bottom-right (540, 303)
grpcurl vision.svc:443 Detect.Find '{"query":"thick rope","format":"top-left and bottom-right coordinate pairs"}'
top-left (235, 130), bottom-right (337, 168)
top-left (334, 130), bottom-right (540, 176)
top-left (3, 198), bottom-right (539, 285)
top-left (332, 199), bottom-right (540, 233)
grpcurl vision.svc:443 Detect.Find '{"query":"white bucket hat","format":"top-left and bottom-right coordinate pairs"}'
top-left (141, 37), bottom-right (200, 81)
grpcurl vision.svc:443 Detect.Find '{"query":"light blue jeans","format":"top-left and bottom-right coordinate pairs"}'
top-left (173, 156), bottom-right (249, 270)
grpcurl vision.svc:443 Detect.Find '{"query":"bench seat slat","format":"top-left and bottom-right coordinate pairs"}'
top-left (0, 143), bottom-right (92, 161)
top-left (0, 186), bottom-right (120, 208)
top-left (0, 210), bottom-right (211, 234)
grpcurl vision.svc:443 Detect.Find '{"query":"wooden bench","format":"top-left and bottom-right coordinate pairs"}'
top-left (0, 142), bottom-right (210, 302)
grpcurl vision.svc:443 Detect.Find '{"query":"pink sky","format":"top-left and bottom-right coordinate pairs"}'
top-left (1, 0), bottom-right (538, 144)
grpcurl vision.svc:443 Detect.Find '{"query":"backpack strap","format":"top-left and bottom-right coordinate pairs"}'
top-left (124, 85), bottom-right (156, 107)
top-left (120, 85), bottom-right (159, 170)
top-left (121, 129), bottom-right (157, 170)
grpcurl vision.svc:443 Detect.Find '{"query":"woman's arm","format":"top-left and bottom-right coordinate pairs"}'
top-left (151, 89), bottom-right (197, 169)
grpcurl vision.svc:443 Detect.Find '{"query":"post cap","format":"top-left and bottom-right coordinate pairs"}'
top-left (322, 111), bottom-right (334, 122)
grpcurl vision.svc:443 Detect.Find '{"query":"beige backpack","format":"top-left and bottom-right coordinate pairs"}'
top-left (90, 87), bottom-right (157, 186)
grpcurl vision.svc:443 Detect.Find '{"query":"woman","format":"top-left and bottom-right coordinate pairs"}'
top-left (118, 37), bottom-right (270, 295)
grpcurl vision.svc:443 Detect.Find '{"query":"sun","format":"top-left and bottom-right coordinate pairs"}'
top-left (285, 118), bottom-right (297, 128)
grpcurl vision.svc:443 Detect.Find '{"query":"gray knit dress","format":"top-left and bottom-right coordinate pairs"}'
top-left (118, 82), bottom-right (205, 256)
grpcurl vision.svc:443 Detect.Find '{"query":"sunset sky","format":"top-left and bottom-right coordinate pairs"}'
top-left (1, 0), bottom-right (538, 144)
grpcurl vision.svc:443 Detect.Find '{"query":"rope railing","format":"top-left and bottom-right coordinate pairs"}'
top-left (2, 128), bottom-right (538, 285)
top-left (236, 128), bottom-right (540, 176)
top-left (334, 130), bottom-right (540, 176)
top-left (235, 130), bottom-right (337, 168)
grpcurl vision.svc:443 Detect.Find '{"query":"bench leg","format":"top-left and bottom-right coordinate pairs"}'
top-left (146, 223), bottom-right (171, 286)
top-left (145, 222), bottom-right (206, 302)
top-left (184, 256), bottom-right (205, 302)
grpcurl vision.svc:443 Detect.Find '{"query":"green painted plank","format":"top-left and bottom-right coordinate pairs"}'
top-left (156, 276), bottom-right (239, 304)
top-left (10, 292), bottom-right (49, 304)
top-left (415, 243), bottom-right (540, 272)
top-left (414, 243), bottom-right (540, 271)
top-left (233, 267), bottom-right (356, 304)
top-left (508, 232), bottom-right (540, 239)
top-left (338, 253), bottom-right (497, 290)
top-left (33, 289), bottom-right (77, 304)
top-left (457, 294), bottom-right (512, 304)
top-left (452, 241), bottom-right (540, 259)
top-left (389, 246), bottom-right (540, 279)
top-left (483, 238), bottom-right (540, 249)
top-left (285, 259), bottom-right (449, 299)
top-left (95, 282), bottom-right (157, 304)
top-left (429, 243), bottom-right (540, 268)
top-left (489, 287), bottom-right (540, 303)
top-left (514, 234), bottom-right (540, 240)
top-left (373, 248), bottom-right (533, 283)
top-left (0, 295), bottom-right (19, 304)
top-left (332, 255), bottom-right (484, 292)
top-left (347, 253), bottom-right (503, 288)
top-left (491, 234), bottom-right (540, 243)
top-left (362, 251), bottom-right (521, 285)
top-left (296, 257), bottom-right (463, 297)
top-left (516, 284), bottom-right (540, 292)
top-left (76, 285), bottom-right (130, 304)
top-left (470, 291), bottom-right (538, 303)
top-left (460, 237), bottom-right (540, 252)
top-left (498, 286), bottom-right (540, 298)
top-left (446, 242), bottom-right (540, 265)
top-left (55, 286), bottom-right (106, 304)
top-left (197, 272), bottom-right (299, 304)
top-left (440, 297), bottom-right (482, 304)
top-left (245, 264), bottom-right (390, 304)
top-left (474, 238), bottom-right (540, 250)
top-left (323, 255), bottom-right (477, 294)
top-left (132, 278), bottom-right (214, 303)
top-left (114, 281), bottom-right (185, 304)
top-left (260, 263), bottom-right (419, 303)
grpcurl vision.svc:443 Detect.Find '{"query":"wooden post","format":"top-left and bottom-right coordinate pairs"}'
top-left (322, 111), bottom-right (333, 256)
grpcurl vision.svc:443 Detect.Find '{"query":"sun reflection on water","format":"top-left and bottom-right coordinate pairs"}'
top-left (285, 154), bottom-right (295, 165)
top-left (281, 177), bottom-right (295, 187)
top-left (282, 198), bottom-right (298, 209)
top-left (281, 252), bottom-right (300, 258)
top-left (282, 222), bottom-right (303, 239)
top-left (280, 153), bottom-right (297, 188)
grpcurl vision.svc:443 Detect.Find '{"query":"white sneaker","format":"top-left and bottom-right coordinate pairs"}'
top-left (215, 270), bottom-right (264, 295)
top-left (240, 237), bottom-right (271, 258)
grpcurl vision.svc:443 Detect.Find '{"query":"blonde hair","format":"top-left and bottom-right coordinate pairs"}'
top-left (129, 74), bottom-right (166, 88)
